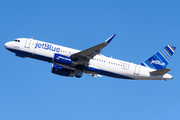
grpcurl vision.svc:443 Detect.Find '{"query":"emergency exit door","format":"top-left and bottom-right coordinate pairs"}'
top-left (24, 39), bottom-right (32, 48)
top-left (134, 65), bottom-right (141, 75)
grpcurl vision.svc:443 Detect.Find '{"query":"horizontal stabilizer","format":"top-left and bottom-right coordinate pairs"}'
top-left (150, 68), bottom-right (171, 75)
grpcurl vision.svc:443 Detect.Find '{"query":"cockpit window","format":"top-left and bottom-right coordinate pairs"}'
top-left (14, 39), bottom-right (20, 42)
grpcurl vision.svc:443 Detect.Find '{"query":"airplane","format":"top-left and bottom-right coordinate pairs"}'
top-left (4, 34), bottom-right (176, 80)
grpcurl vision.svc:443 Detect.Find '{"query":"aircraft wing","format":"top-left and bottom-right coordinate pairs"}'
top-left (70, 34), bottom-right (116, 65)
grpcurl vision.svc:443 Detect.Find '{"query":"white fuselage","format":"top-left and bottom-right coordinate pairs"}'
top-left (4, 38), bottom-right (173, 80)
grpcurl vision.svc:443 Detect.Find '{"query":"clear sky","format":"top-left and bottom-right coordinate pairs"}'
top-left (1, 0), bottom-right (180, 120)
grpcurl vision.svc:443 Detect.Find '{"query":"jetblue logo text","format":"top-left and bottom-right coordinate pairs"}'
top-left (151, 60), bottom-right (165, 66)
top-left (57, 56), bottom-right (71, 61)
top-left (35, 42), bottom-right (60, 52)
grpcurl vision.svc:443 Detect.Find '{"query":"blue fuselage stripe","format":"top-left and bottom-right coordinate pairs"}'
top-left (82, 66), bottom-right (134, 79)
top-left (7, 48), bottom-right (134, 80)
top-left (6, 48), bottom-right (52, 62)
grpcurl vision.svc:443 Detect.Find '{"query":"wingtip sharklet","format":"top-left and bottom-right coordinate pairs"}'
top-left (105, 34), bottom-right (116, 43)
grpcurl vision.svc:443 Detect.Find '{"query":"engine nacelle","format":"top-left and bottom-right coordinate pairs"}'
top-left (15, 53), bottom-right (25, 58)
top-left (53, 53), bottom-right (76, 66)
top-left (74, 69), bottom-right (83, 78)
top-left (51, 64), bottom-right (74, 77)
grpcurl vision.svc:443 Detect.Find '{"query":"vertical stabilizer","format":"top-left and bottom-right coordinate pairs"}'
top-left (140, 45), bottom-right (176, 70)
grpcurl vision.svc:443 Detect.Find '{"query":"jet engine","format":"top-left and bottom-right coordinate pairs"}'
top-left (51, 64), bottom-right (74, 77)
top-left (53, 53), bottom-right (76, 66)
top-left (74, 68), bottom-right (83, 78)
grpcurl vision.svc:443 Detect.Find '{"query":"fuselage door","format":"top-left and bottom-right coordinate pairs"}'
top-left (24, 39), bottom-right (32, 48)
top-left (134, 65), bottom-right (141, 75)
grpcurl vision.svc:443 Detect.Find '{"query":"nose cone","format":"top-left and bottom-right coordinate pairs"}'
top-left (4, 42), bottom-right (11, 49)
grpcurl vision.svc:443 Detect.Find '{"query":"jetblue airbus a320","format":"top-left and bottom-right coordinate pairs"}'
top-left (4, 34), bottom-right (176, 80)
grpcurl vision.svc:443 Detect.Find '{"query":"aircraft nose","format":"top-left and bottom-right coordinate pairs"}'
top-left (4, 42), bottom-right (7, 48)
top-left (4, 42), bottom-right (11, 49)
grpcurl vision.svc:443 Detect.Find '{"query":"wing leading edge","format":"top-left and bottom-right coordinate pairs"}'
top-left (70, 34), bottom-right (116, 66)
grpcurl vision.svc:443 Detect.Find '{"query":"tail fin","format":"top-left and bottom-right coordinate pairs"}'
top-left (140, 45), bottom-right (176, 70)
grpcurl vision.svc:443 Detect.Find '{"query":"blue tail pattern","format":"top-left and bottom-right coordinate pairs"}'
top-left (140, 45), bottom-right (176, 70)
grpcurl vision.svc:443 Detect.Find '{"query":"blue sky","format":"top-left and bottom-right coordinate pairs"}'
top-left (1, 0), bottom-right (180, 120)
